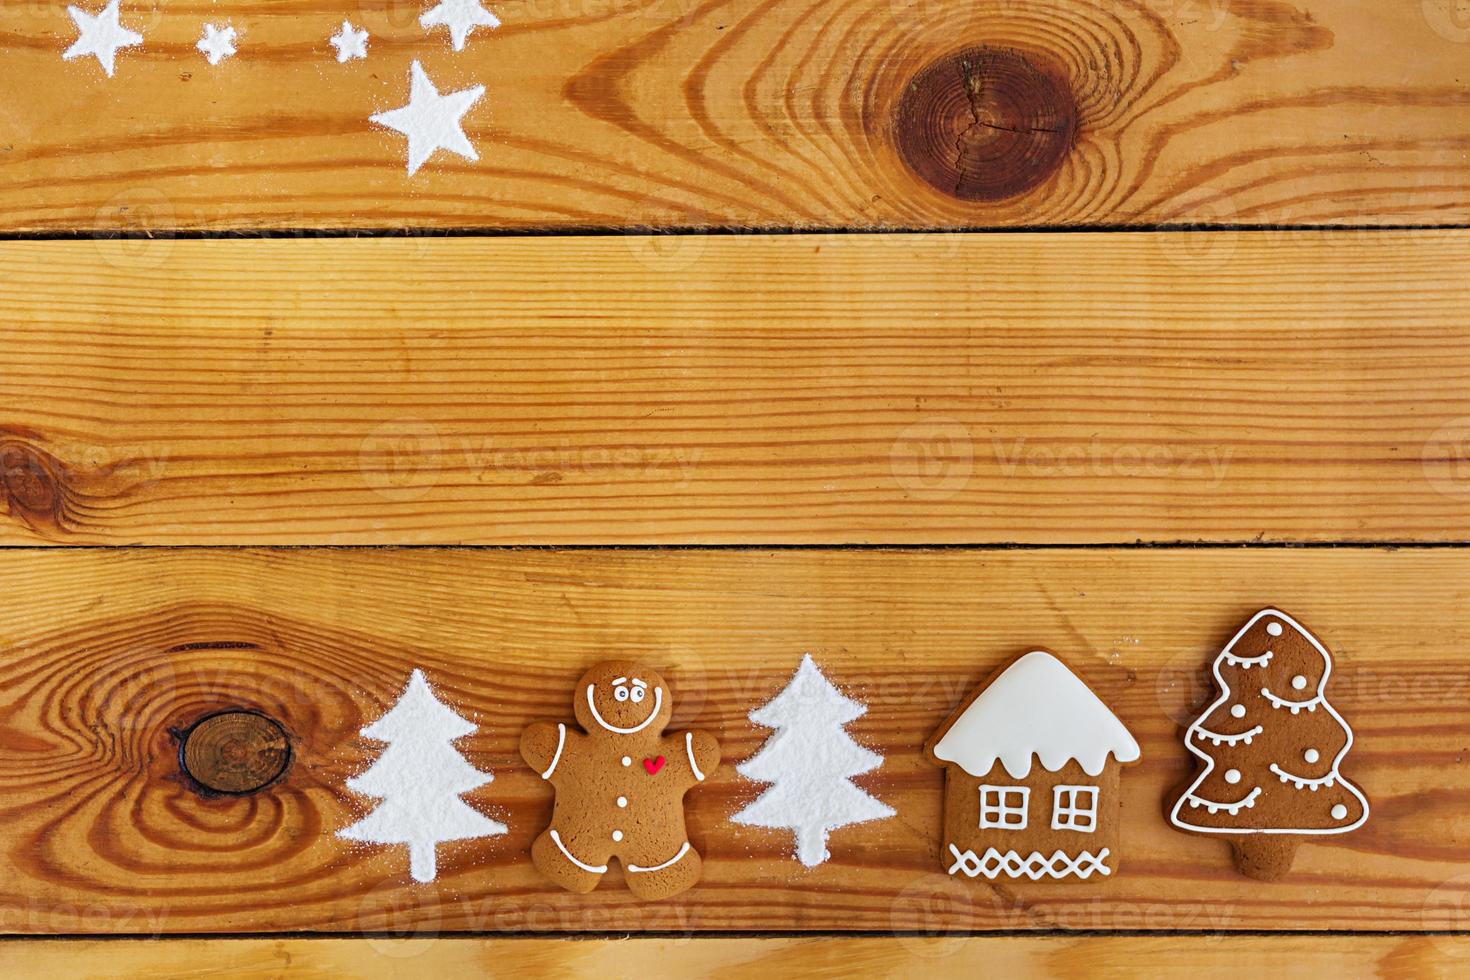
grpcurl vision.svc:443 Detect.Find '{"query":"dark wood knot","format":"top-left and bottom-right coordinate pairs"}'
top-left (894, 45), bottom-right (1077, 202)
top-left (179, 711), bottom-right (291, 795)
top-left (0, 437), bottom-right (67, 529)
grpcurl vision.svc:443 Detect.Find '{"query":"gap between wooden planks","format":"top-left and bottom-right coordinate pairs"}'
top-left (3, 231), bottom-right (1470, 545)
top-left (6, 936), bottom-right (1470, 978)
top-left (0, 0), bottom-right (1466, 230)
top-left (0, 547), bottom-right (1465, 934)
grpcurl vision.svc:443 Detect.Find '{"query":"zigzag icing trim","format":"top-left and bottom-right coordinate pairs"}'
top-left (1223, 648), bottom-right (1273, 668)
top-left (1270, 763), bottom-right (1338, 790)
top-left (1182, 785), bottom-right (1261, 816)
top-left (1261, 687), bottom-right (1323, 714)
top-left (1193, 724), bottom-right (1263, 746)
top-left (946, 844), bottom-right (1112, 880)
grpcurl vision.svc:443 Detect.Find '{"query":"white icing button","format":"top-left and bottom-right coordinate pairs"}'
top-left (1304, 748), bottom-right (1320, 764)
top-left (1291, 675), bottom-right (1308, 690)
top-left (1267, 621), bottom-right (1283, 636)
top-left (612, 830), bottom-right (624, 842)
top-left (1224, 768), bottom-right (1242, 785)
top-left (617, 796), bottom-right (628, 808)
top-left (1331, 804), bottom-right (1347, 820)
top-left (1230, 704), bottom-right (1246, 719)
top-left (621, 756), bottom-right (631, 767)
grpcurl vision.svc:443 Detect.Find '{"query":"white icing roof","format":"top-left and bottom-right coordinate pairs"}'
top-left (931, 651), bottom-right (1140, 779)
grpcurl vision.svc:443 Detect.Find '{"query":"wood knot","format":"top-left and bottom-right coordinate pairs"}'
top-left (0, 436), bottom-right (68, 530)
top-left (894, 45), bottom-right (1077, 202)
top-left (179, 711), bottom-right (291, 796)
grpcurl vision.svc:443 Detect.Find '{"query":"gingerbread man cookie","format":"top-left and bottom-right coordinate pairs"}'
top-left (520, 661), bottom-right (720, 900)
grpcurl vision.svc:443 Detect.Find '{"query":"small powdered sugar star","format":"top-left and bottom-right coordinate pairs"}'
top-left (329, 20), bottom-right (369, 63)
top-left (196, 23), bottom-right (237, 66)
top-left (370, 60), bottom-right (484, 177)
top-left (62, 0), bottom-right (143, 78)
top-left (420, 0), bottom-right (500, 52)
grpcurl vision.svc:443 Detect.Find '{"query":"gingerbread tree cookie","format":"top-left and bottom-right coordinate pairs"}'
top-left (520, 661), bottom-right (720, 900)
top-left (1169, 608), bottom-right (1369, 880)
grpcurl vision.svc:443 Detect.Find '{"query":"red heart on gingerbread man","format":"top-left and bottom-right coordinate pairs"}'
top-left (644, 756), bottom-right (666, 774)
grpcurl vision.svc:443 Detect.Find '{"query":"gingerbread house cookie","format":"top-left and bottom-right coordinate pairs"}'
top-left (924, 650), bottom-right (1140, 881)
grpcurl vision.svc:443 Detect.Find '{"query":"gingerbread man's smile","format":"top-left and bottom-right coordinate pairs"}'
top-left (585, 677), bottom-right (664, 734)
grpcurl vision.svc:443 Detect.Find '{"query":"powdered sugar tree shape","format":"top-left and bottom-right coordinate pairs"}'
top-left (732, 655), bottom-right (894, 866)
top-left (338, 669), bottom-right (506, 882)
top-left (1169, 609), bottom-right (1369, 880)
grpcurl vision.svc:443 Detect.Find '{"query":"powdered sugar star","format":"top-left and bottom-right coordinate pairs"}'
top-left (370, 60), bottom-right (485, 177)
top-left (196, 23), bottom-right (237, 66)
top-left (329, 20), bottom-right (368, 63)
top-left (62, 0), bottom-right (143, 78)
top-left (420, 0), bottom-right (500, 52)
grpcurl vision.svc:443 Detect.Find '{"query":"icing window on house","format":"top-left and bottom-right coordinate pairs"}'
top-left (1051, 785), bottom-right (1099, 832)
top-left (978, 785), bottom-right (1029, 829)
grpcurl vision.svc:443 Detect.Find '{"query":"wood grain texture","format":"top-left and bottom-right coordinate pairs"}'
top-left (7, 935), bottom-right (1470, 978)
top-left (1, 0), bottom-right (1468, 230)
top-left (4, 232), bottom-right (1470, 546)
top-left (0, 547), bottom-right (1466, 934)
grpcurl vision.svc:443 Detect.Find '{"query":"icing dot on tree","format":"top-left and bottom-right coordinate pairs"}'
top-left (1291, 675), bottom-right (1308, 690)
top-left (1331, 804), bottom-right (1347, 819)
top-left (1230, 704), bottom-right (1246, 718)
top-left (1266, 622), bottom-right (1283, 636)
top-left (1304, 748), bottom-right (1320, 763)
top-left (1224, 768), bottom-right (1242, 784)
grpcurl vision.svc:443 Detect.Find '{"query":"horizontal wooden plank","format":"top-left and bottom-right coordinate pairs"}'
top-left (0, 547), bottom-right (1465, 933)
top-left (7, 936), bottom-right (1470, 978)
top-left (4, 232), bottom-right (1470, 545)
top-left (0, 1), bottom-right (1467, 231)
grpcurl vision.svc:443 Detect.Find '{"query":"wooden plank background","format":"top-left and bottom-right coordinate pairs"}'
top-left (4, 0), bottom-right (1469, 967)
top-left (4, 231), bottom-right (1470, 546)
top-left (8, 936), bottom-right (1470, 978)
top-left (0, 547), bottom-right (1465, 934)
top-left (0, 1), bottom-right (1466, 231)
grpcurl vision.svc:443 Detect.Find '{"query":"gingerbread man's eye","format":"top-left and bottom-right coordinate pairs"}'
top-left (630, 686), bottom-right (646, 703)
top-left (614, 685), bottom-right (630, 702)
